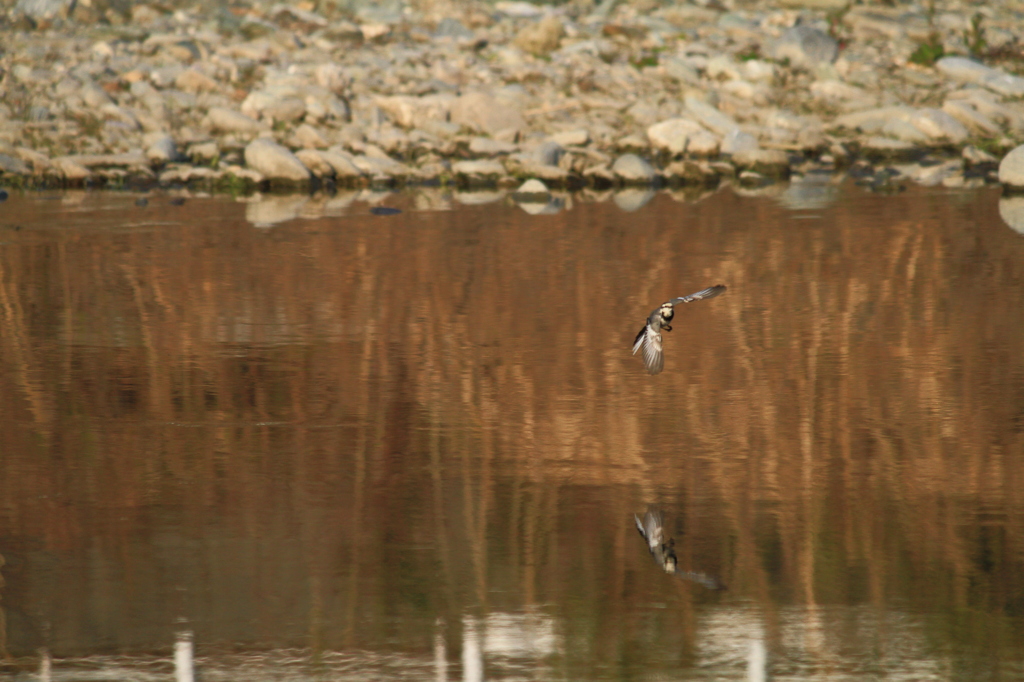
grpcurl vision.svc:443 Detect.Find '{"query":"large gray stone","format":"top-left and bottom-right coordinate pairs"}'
top-left (145, 134), bottom-right (178, 164)
top-left (770, 25), bottom-right (838, 70)
top-left (244, 138), bottom-right (310, 181)
top-left (998, 144), bottom-right (1024, 188)
top-left (533, 141), bottom-right (565, 166)
top-left (611, 154), bottom-right (656, 183)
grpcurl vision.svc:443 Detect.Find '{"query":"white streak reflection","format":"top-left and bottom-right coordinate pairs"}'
top-left (461, 617), bottom-right (482, 682)
top-left (174, 631), bottom-right (194, 682)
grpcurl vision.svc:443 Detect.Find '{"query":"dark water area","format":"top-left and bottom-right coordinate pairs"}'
top-left (0, 183), bottom-right (1023, 680)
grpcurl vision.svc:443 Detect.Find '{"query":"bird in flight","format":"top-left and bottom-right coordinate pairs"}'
top-left (632, 285), bottom-right (726, 375)
top-left (634, 507), bottom-right (725, 591)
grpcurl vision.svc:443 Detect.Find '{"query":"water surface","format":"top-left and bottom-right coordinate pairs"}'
top-left (0, 184), bottom-right (1022, 681)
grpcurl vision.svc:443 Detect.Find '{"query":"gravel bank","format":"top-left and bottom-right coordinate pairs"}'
top-left (1, 0), bottom-right (1024, 194)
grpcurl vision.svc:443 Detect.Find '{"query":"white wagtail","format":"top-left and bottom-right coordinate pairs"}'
top-left (634, 507), bottom-right (725, 590)
top-left (632, 285), bottom-right (726, 375)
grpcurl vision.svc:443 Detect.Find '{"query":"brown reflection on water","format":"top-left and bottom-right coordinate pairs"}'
top-left (0, 186), bottom-right (1022, 679)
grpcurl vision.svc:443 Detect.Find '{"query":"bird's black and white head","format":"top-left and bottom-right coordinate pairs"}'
top-left (657, 303), bottom-right (675, 326)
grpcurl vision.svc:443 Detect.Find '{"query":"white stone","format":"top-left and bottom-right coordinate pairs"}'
top-left (936, 57), bottom-right (1024, 97)
top-left (294, 149), bottom-right (335, 177)
top-left (452, 159), bottom-right (506, 177)
top-left (80, 83), bottom-right (113, 108)
top-left (514, 179), bottom-right (550, 195)
top-left (495, 1), bottom-right (544, 18)
top-left (900, 160), bottom-right (962, 186)
top-left (687, 130), bottom-right (720, 156)
top-left (52, 157), bottom-right (92, 180)
top-left (244, 138), bottom-right (310, 182)
top-left (548, 129), bottom-right (590, 147)
top-left (647, 118), bottom-right (704, 154)
top-left (375, 94), bottom-right (454, 129)
top-left (942, 100), bottom-right (1001, 137)
top-left (450, 91), bottom-right (526, 136)
top-left (706, 55), bottom-right (742, 81)
top-left (998, 144), bottom-right (1024, 188)
top-left (320, 149), bottom-right (364, 177)
top-left (882, 118), bottom-right (931, 144)
top-left (861, 137), bottom-right (916, 154)
top-left (291, 123), bottom-right (329, 149)
top-left (208, 107), bottom-right (265, 134)
top-left (611, 154), bottom-right (656, 183)
top-left (770, 26), bottom-right (838, 70)
top-left (811, 79), bottom-right (872, 102)
top-left (175, 69), bottom-right (218, 94)
top-left (721, 80), bottom-right (764, 100)
top-left (350, 154), bottom-right (411, 178)
top-left (684, 95), bottom-right (739, 136)
top-left (833, 106), bottom-right (917, 131)
top-left (721, 129), bottom-right (759, 154)
top-left (14, 147), bottom-right (50, 173)
top-left (742, 60), bottom-right (777, 84)
top-left (963, 145), bottom-right (997, 165)
top-left (910, 109), bottom-right (969, 143)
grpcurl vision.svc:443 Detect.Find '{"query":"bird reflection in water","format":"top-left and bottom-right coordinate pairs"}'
top-left (634, 507), bottom-right (726, 591)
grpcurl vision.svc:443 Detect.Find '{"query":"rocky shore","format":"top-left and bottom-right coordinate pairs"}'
top-left (2, 0), bottom-right (1024, 195)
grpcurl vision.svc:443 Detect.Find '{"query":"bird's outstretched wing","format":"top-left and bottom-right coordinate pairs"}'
top-left (672, 284), bottom-right (727, 305)
top-left (634, 510), bottom-right (665, 551)
top-left (632, 325), bottom-right (664, 375)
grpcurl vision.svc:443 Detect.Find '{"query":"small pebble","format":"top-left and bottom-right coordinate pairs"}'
top-left (370, 206), bottom-right (402, 216)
